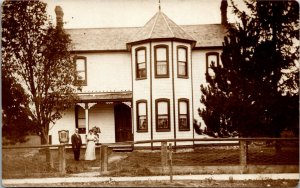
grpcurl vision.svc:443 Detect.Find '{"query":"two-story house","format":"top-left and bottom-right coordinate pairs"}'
top-left (49, 1), bottom-right (228, 147)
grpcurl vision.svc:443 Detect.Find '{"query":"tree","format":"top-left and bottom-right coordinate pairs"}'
top-left (2, 0), bottom-right (78, 145)
top-left (199, 0), bottom-right (299, 137)
top-left (2, 71), bottom-right (36, 144)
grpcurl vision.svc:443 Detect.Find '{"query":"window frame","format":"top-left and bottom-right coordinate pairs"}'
top-left (136, 100), bottom-right (148, 132)
top-left (206, 52), bottom-right (219, 77)
top-left (75, 105), bottom-right (86, 134)
top-left (155, 98), bottom-right (170, 132)
top-left (178, 98), bottom-right (190, 131)
top-left (154, 45), bottom-right (169, 78)
top-left (135, 47), bottom-right (147, 80)
top-left (74, 56), bottom-right (87, 86)
top-left (177, 46), bottom-right (188, 78)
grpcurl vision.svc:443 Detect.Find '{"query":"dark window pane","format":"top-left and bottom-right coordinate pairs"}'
top-left (139, 116), bottom-right (147, 130)
top-left (179, 115), bottom-right (188, 129)
top-left (158, 115), bottom-right (168, 129)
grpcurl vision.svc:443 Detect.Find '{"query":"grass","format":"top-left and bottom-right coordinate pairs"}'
top-left (2, 144), bottom-right (299, 179)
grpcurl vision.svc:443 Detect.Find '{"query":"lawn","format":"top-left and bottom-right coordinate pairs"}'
top-left (2, 144), bottom-right (299, 179)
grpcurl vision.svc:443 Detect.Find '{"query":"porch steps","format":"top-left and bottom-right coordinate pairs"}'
top-left (109, 144), bottom-right (133, 152)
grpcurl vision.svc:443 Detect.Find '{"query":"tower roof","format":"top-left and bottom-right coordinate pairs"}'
top-left (127, 11), bottom-right (196, 47)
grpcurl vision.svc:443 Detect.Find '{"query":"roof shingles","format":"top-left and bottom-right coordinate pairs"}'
top-left (66, 12), bottom-right (227, 51)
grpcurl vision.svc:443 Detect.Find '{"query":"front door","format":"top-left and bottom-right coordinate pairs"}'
top-left (114, 103), bottom-right (133, 142)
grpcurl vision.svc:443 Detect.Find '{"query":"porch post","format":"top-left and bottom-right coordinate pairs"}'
top-left (78, 103), bottom-right (97, 134)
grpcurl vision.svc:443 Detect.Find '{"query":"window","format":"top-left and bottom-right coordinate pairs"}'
top-left (136, 100), bottom-right (148, 132)
top-left (206, 52), bottom-right (219, 78)
top-left (178, 99), bottom-right (190, 131)
top-left (177, 46), bottom-right (188, 78)
top-left (75, 105), bottom-right (86, 134)
top-left (155, 99), bottom-right (170, 131)
top-left (155, 45), bottom-right (169, 78)
top-left (74, 56), bottom-right (87, 85)
top-left (136, 47), bottom-right (147, 79)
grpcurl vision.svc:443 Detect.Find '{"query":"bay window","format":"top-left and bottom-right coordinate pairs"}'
top-left (156, 99), bottom-right (170, 131)
top-left (155, 45), bottom-right (169, 78)
top-left (177, 46), bottom-right (188, 78)
top-left (178, 99), bottom-right (190, 131)
top-left (136, 47), bottom-right (146, 79)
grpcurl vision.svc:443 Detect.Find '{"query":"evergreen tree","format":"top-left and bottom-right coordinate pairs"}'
top-left (199, 0), bottom-right (299, 137)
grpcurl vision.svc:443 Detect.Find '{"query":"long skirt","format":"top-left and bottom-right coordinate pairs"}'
top-left (85, 141), bottom-right (96, 160)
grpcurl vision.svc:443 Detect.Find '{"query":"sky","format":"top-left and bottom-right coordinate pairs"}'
top-left (44, 0), bottom-right (245, 29)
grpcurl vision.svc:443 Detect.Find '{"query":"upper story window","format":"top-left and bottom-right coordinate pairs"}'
top-left (155, 99), bottom-right (170, 132)
top-left (154, 45), bottom-right (169, 78)
top-left (75, 105), bottom-right (86, 134)
top-left (136, 47), bottom-right (146, 79)
top-left (136, 100), bottom-right (148, 132)
top-left (206, 52), bottom-right (219, 79)
top-left (177, 46), bottom-right (188, 78)
top-left (178, 99), bottom-right (190, 131)
top-left (74, 56), bottom-right (87, 86)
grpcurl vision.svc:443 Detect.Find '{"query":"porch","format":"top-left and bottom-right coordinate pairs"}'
top-left (49, 91), bottom-right (133, 145)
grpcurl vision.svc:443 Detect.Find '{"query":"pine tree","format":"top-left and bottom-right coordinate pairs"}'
top-left (199, 0), bottom-right (299, 137)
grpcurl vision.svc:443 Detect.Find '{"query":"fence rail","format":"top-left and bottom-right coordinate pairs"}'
top-left (2, 137), bottom-right (299, 179)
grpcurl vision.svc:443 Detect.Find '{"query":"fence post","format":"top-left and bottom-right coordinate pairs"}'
top-left (240, 140), bottom-right (248, 168)
top-left (161, 141), bottom-right (168, 173)
top-left (58, 144), bottom-right (66, 174)
top-left (45, 147), bottom-right (54, 168)
top-left (168, 143), bottom-right (173, 183)
top-left (100, 145), bottom-right (108, 174)
top-left (49, 149), bottom-right (54, 168)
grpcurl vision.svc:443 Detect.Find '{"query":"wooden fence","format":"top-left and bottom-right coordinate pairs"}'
top-left (3, 137), bottom-right (298, 177)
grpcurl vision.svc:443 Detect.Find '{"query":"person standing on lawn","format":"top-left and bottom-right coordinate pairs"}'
top-left (71, 128), bottom-right (82, 161)
top-left (85, 129), bottom-right (98, 160)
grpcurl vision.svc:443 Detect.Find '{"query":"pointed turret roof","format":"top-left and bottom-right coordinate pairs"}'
top-left (127, 10), bottom-right (196, 47)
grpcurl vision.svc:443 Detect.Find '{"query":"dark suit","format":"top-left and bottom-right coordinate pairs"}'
top-left (71, 133), bottom-right (82, 160)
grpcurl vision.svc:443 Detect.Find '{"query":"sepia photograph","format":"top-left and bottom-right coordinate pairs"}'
top-left (2, 0), bottom-right (299, 187)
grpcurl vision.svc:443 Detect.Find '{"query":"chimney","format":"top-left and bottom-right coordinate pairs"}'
top-left (220, 0), bottom-right (228, 25)
top-left (55, 6), bottom-right (64, 28)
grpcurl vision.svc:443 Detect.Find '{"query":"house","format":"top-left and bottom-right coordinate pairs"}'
top-left (49, 1), bottom-right (228, 147)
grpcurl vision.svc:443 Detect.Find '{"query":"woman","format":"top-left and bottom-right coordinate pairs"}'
top-left (85, 129), bottom-right (98, 160)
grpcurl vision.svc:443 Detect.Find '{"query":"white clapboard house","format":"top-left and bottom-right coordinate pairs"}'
top-left (49, 1), bottom-right (228, 146)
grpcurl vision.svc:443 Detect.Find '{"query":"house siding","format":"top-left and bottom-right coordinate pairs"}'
top-left (49, 103), bottom-right (116, 145)
top-left (49, 108), bottom-right (75, 145)
top-left (131, 41), bottom-right (195, 146)
top-left (73, 52), bottom-right (132, 92)
top-left (173, 42), bottom-right (193, 146)
top-left (49, 47), bottom-right (223, 146)
top-left (192, 49), bottom-right (222, 131)
top-left (132, 43), bottom-right (152, 144)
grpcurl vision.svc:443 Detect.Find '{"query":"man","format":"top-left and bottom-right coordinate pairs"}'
top-left (71, 128), bottom-right (82, 161)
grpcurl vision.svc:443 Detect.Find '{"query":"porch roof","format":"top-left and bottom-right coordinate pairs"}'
top-left (76, 92), bottom-right (132, 102)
